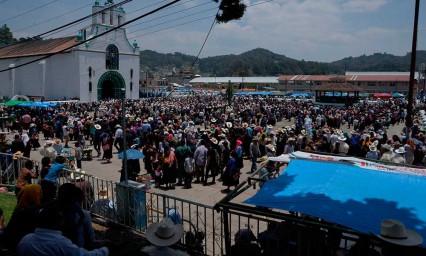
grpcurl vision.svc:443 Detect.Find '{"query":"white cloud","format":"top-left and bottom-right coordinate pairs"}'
top-left (138, 0), bottom-right (416, 62)
top-left (355, 27), bottom-right (397, 39)
top-left (342, 0), bottom-right (388, 13)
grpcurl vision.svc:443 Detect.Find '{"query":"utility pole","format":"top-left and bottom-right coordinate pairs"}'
top-left (121, 88), bottom-right (128, 184)
top-left (405, 0), bottom-right (420, 135)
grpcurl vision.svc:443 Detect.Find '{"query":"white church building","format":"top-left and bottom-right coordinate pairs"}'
top-left (0, 0), bottom-right (140, 102)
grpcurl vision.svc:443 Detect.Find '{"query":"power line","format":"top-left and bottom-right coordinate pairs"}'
top-left (13, 2), bottom-right (93, 34)
top-left (0, 0), bottom-right (59, 24)
top-left (1, 0), bottom-right (273, 73)
top-left (92, 0), bottom-right (272, 50)
top-left (0, 0), bottom-right (182, 73)
top-left (0, 0), bottom-right (132, 50)
top-left (57, 0), bottom-right (203, 41)
top-left (134, 15), bottom-right (215, 39)
top-left (190, 11), bottom-right (217, 69)
top-left (38, 0), bottom-right (132, 38)
top-left (87, 4), bottom-right (218, 48)
top-left (126, 0), bottom-right (211, 30)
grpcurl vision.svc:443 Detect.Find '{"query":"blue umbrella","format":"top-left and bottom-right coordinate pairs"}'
top-left (118, 149), bottom-right (145, 160)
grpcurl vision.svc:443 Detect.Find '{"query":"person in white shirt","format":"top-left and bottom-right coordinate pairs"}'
top-left (392, 147), bottom-right (406, 164)
top-left (329, 131), bottom-right (339, 151)
top-left (337, 136), bottom-right (349, 155)
top-left (113, 124), bottom-right (123, 153)
top-left (62, 125), bottom-right (70, 148)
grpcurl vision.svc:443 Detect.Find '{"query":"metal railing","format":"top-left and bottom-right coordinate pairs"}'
top-left (0, 152), bottom-right (41, 187)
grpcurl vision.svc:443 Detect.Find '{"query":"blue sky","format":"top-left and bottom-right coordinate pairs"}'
top-left (1, 0), bottom-right (425, 62)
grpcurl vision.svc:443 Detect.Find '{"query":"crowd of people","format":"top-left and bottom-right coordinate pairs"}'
top-left (1, 95), bottom-right (426, 191)
top-left (0, 94), bottom-right (426, 255)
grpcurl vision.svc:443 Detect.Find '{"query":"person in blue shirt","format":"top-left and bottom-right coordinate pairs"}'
top-left (17, 201), bottom-right (109, 256)
top-left (43, 156), bottom-right (70, 184)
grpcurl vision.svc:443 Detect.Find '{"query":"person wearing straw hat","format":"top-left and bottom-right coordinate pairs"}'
top-left (142, 217), bottom-right (188, 256)
top-left (337, 135), bottom-right (349, 155)
top-left (380, 144), bottom-right (394, 162)
top-left (257, 156), bottom-right (270, 188)
top-left (113, 124), bottom-right (123, 153)
top-left (203, 137), bottom-right (221, 186)
top-left (283, 137), bottom-right (295, 154)
top-left (366, 144), bottom-right (379, 160)
top-left (93, 124), bottom-right (103, 157)
top-left (376, 219), bottom-right (423, 255)
top-left (248, 136), bottom-right (260, 174)
top-left (392, 147), bottom-right (406, 164)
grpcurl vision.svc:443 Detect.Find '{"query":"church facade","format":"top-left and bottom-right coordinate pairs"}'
top-left (0, 0), bottom-right (140, 102)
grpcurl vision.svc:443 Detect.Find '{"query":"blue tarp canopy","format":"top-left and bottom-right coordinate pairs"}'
top-left (234, 92), bottom-right (272, 96)
top-left (285, 92), bottom-right (312, 98)
top-left (392, 93), bottom-right (405, 98)
top-left (245, 159), bottom-right (426, 245)
top-left (17, 102), bottom-right (58, 108)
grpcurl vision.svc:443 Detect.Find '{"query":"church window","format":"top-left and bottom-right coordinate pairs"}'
top-left (118, 15), bottom-right (122, 26)
top-left (130, 82), bottom-right (133, 91)
top-left (110, 12), bottom-right (113, 25)
top-left (89, 67), bottom-right (92, 78)
top-left (130, 69), bottom-right (133, 79)
top-left (89, 82), bottom-right (92, 92)
top-left (102, 12), bottom-right (106, 23)
top-left (105, 44), bottom-right (119, 70)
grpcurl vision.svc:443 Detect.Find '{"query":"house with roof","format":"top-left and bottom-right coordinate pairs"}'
top-left (278, 72), bottom-right (419, 94)
top-left (0, 0), bottom-right (139, 102)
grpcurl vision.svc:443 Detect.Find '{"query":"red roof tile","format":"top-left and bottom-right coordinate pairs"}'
top-left (0, 37), bottom-right (76, 59)
top-left (346, 75), bottom-right (409, 82)
top-left (278, 74), bottom-right (411, 82)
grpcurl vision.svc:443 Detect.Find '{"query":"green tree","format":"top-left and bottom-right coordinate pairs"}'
top-left (0, 24), bottom-right (14, 46)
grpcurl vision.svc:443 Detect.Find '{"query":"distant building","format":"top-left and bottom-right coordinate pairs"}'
top-left (189, 76), bottom-right (279, 89)
top-left (0, 0), bottom-right (140, 102)
top-left (278, 72), bottom-right (419, 94)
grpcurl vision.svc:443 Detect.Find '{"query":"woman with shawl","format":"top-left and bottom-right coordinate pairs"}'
top-left (101, 133), bottom-right (113, 163)
top-left (161, 145), bottom-right (177, 189)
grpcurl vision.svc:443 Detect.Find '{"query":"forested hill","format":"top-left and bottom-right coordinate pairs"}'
top-left (140, 48), bottom-right (426, 76)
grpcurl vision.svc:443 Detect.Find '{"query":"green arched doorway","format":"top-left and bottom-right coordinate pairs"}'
top-left (97, 71), bottom-right (125, 100)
